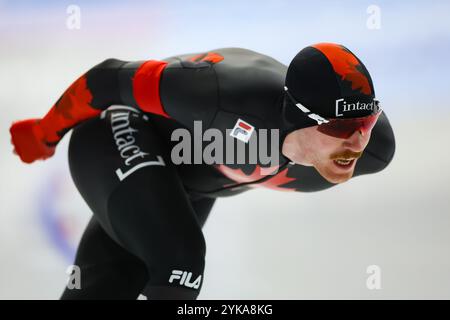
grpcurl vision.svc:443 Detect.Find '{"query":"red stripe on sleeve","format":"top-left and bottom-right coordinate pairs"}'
top-left (132, 60), bottom-right (170, 118)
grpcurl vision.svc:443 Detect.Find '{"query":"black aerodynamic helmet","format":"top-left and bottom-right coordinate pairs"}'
top-left (282, 42), bottom-right (381, 133)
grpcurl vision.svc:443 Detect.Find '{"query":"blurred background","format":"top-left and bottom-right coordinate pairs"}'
top-left (1, 0), bottom-right (450, 299)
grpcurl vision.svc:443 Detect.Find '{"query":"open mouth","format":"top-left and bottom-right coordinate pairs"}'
top-left (333, 158), bottom-right (355, 170)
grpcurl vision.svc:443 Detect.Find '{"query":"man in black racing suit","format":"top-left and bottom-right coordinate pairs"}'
top-left (10, 44), bottom-right (395, 300)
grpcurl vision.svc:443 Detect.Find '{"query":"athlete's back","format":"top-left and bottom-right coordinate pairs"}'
top-left (159, 47), bottom-right (287, 132)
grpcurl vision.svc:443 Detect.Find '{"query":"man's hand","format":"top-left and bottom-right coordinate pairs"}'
top-left (10, 118), bottom-right (56, 163)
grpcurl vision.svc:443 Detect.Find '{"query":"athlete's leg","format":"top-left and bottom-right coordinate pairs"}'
top-left (67, 107), bottom-right (207, 299)
top-left (190, 195), bottom-right (216, 228)
top-left (61, 197), bottom-right (216, 300)
top-left (60, 216), bottom-right (148, 299)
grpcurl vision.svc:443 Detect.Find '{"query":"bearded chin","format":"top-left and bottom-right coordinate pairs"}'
top-left (314, 161), bottom-right (354, 184)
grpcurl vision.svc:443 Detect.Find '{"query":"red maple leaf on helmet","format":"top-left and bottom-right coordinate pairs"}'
top-left (216, 164), bottom-right (297, 192)
top-left (313, 43), bottom-right (372, 95)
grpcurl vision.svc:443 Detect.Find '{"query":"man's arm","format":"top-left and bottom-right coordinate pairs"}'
top-left (10, 58), bottom-right (168, 163)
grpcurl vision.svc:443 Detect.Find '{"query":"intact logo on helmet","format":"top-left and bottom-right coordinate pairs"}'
top-left (335, 98), bottom-right (381, 117)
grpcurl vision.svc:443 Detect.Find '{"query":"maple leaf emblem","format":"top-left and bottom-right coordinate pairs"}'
top-left (313, 43), bottom-right (372, 95)
top-left (216, 164), bottom-right (296, 192)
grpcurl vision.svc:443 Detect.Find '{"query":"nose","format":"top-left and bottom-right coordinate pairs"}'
top-left (343, 129), bottom-right (368, 152)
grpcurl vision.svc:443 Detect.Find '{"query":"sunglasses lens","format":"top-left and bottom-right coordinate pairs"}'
top-left (317, 111), bottom-right (381, 138)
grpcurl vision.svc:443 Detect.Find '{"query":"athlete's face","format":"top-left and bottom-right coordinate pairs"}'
top-left (282, 126), bottom-right (373, 184)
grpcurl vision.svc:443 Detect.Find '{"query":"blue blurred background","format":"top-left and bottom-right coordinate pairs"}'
top-left (1, 0), bottom-right (450, 299)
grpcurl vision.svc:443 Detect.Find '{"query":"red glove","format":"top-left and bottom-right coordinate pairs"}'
top-left (10, 118), bottom-right (56, 163)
